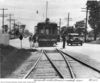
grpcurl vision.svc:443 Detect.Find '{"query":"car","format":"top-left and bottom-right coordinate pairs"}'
top-left (67, 38), bottom-right (83, 46)
top-left (67, 33), bottom-right (84, 46)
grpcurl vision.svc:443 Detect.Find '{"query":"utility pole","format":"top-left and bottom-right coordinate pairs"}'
top-left (85, 7), bottom-right (88, 42)
top-left (7, 14), bottom-right (14, 32)
top-left (0, 8), bottom-right (8, 33)
top-left (65, 12), bottom-right (72, 27)
top-left (12, 19), bottom-right (17, 30)
top-left (82, 7), bottom-right (89, 42)
top-left (59, 18), bottom-right (61, 32)
top-left (67, 13), bottom-right (70, 27)
top-left (59, 18), bottom-right (61, 41)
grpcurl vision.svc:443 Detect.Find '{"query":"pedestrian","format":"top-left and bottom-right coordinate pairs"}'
top-left (32, 34), bottom-right (39, 48)
top-left (29, 35), bottom-right (32, 48)
top-left (32, 35), bottom-right (36, 43)
top-left (35, 36), bottom-right (39, 48)
top-left (62, 34), bottom-right (66, 48)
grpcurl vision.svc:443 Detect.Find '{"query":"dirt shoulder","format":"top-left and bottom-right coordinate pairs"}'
top-left (0, 44), bottom-right (37, 78)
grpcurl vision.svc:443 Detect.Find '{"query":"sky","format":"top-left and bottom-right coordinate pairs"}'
top-left (0, 0), bottom-right (88, 33)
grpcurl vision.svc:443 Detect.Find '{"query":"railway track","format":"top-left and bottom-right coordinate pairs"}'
top-left (23, 48), bottom-right (100, 79)
top-left (23, 50), bottom-right (63, 79)
top-left (57, 49), bottom-right (100, 78)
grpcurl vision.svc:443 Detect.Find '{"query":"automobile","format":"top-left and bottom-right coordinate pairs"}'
top-left (67, 33), bottom-right (83, 46)
top-left (67, 38), bottom-right (83, 46)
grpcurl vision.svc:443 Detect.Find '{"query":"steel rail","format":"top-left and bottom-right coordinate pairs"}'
top-left (23, 50), bottom-right (43, 79)
top-left (43, 50), bottom-right (64, 79)
top-left (56, 49), bottom-right (76, 79)
top-left (60, 49), bottom-right (100, 74)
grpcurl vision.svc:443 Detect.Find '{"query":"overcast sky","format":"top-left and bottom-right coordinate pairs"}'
top-left (0, 0), bottom-right (87, 32)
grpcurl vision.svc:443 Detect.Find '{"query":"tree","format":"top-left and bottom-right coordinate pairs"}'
top-left (60, 26), bottom-right (75, 36)
top-left (24, 29), bottom-right (31, 37)
top-left (75, 20), bottom-right (86, 35)
top-left (87, 0), bottom-right (100, 40)
top-left (2, 25), bottom-right (8, 33)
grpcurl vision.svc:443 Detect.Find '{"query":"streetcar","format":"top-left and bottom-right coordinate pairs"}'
top-left (34, 18), bottom-right (58, 47)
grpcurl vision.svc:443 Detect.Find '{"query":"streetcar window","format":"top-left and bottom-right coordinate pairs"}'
top-left (46, 29), bottom-right (49, 35)
top-left (40, 29), bottom-right (44, 34)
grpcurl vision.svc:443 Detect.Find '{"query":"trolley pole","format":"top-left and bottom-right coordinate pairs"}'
top-left (46, 1), bottom-right (48, 19)
top-left (0, 8), bottom-right (8, 33)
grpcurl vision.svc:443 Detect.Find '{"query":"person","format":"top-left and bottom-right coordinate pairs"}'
top-left (62, 34), bottom-right (66, 48)
top-left (32, 35), bottom-right (36, 43)
top-left (29, 35), bottom-right (32, 48)
top-left (32, 34), bottom-right (39, 48)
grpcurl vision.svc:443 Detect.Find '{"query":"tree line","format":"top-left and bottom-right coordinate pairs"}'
top-left (87, 0), bottom-right (100, 40)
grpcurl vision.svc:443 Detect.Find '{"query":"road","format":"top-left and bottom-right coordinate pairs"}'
top-left (57, 43), bottom-right (100, 63)
top-left (9, 38), bottom-right (100, 78)
top-left (10, 38), bottom-right (100, 63)
top-left (57, 42), bottom-right (100, 72)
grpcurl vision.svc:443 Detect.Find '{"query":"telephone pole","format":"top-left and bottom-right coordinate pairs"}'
top-left (65, 12), bottom-right (72, 27)
top-left (13, 19), bottom-right (17, 29)
top-left (0, 8), bottom-right (8, 33)
top-left (82, 7), bottom-right (89, 42)
top-left (59, 18), bottom-right (61, 32)
top-left (59, 18), bottom-right (61, 41)
top-left (7, 14), bottom-right (14, 32)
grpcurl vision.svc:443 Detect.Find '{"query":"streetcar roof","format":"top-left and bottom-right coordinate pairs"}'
top-left (37, 22), bottom-right (57, 26)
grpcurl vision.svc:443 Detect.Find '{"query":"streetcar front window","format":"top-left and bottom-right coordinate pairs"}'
top-left (40, 29), bottom-right (44, 34)
top-left (46, 29), bottom-right (49, 35)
